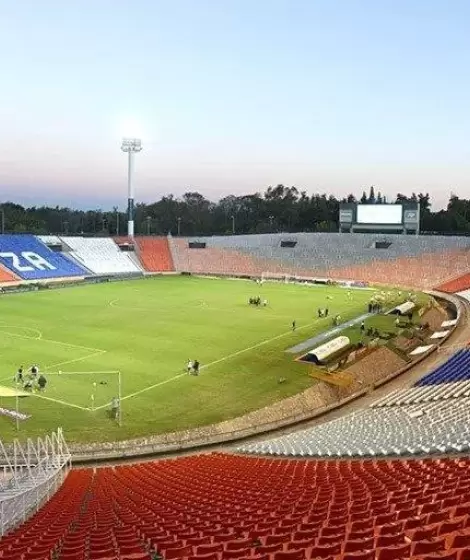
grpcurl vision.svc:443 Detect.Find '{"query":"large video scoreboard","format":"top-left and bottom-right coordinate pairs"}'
top-left (339, 203), bottom-right (420, 234)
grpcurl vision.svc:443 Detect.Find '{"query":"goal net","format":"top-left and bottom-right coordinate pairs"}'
top-left (261, 271), bottom-right (322, 284)
top-left (261, 272), bottom-right (291, 283)
top-left (40, 370), bottom-right (122, 424)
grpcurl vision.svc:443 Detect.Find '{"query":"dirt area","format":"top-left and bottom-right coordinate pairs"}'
top-left (422, 306), bottom-right (447, 330)
top-left (394, 335), bottom-right (419, 352)
top-left (342, 346), bottom-right (406, 395)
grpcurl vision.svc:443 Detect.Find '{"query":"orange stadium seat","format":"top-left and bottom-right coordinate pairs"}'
top-left (3, 454), bottom-right (470, 559)
top-left (171, 239), bottom-right (268, 276)
top-left (437, 272), bottom-right (470, 293)
top-left (0, 262), bottom-right (18, 283)
top-left (134, 236), bottom-right (174, 272)
top-left (326, 249), bottom-right (470, 290)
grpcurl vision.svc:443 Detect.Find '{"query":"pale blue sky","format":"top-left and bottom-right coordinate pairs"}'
top-left (0, 0), bottom-right (469, 209)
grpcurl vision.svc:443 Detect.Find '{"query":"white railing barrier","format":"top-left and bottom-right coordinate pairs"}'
top-left (0, 428), bottom-right (70, 536)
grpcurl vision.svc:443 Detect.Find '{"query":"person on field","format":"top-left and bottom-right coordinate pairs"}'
top-left (30, 365), bottom-right (39, 378)
top-left (292, 320), bottom-right (296, 331)
top-left (360, 321), bottom-right (365, 333)
top-left (193, 360), bottom-right (200, 376)
top-left (15, 366), bottom-right (24, 384)
top-left (186, 359), bottom-right (193, 374)
top-left (111, 397), bottom-right (120, 420)
top-left (37, 374), bottom-right (47, 391)
top-left (23, 378), bottom-right (33, 391)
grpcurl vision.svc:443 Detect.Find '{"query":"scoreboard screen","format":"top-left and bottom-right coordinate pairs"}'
top-left (357, 204), bottom-right (402, 224)
top-left (339, 202), bottom-right (419, 234)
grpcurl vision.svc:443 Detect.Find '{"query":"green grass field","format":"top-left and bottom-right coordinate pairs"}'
top-left (0, 276), bottom-right (398, 443)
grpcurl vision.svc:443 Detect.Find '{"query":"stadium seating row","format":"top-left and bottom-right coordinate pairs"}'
top-left (2, 453), bottom-right (470, 560)
top-left (0, 235), bottom-right (85, 280)
top-left (174, 233), bottom-right (470, 290)
top-left (438, 273), bottom-right (470, 294)
top-left (238, 350), bottom-right (470, 458)
top-left (1, 233), bottom-right (470, 290)
top-left (62, 236), bottom-right (141, 275)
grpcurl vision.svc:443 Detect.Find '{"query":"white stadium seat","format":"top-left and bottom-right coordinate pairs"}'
top-left (237, 378), bottom-right (470, 458)
top-left (61, 237), bottom-right (141, 275)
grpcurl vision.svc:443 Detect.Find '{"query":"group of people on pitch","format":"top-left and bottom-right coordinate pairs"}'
top-left (15, 365), bottom-right (47, 392)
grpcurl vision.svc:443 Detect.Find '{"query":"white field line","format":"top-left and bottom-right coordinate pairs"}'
top-left (1, 330), bottom-right (105, 353)
top-left (45, 350), bottom-right (107, 371)
top-left (0, 325), bottom-right (43, 339)
top-left (28, 392), bottom-right (90, 411)
top-left (93, 320), bottom-right (318, 410)
top-left (0, 326), bottom-right (107, 409)
top-left (45, 370), bottom-right (120, 375)
top-left (0, 352), bottom-right (107, 383)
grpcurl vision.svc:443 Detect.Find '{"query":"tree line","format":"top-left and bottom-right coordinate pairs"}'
top-left (1, 186), bottom-right (470, 236)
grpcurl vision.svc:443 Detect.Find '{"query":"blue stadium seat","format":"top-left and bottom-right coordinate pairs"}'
top-left (0, 235), bottom-right (86, 280)
top-left (415, 350), bottom-right (470, 385)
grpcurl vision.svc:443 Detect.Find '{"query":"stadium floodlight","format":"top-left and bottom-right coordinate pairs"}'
top-left (121, 137), bottom-right (143, 238)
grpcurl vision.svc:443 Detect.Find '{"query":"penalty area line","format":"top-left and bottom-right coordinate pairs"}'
top-left (94, 320), bottom-right (318, 410)
top-left (44, 350), bottom-right (107, 371)
top-left (28, 392), bottom-right (90, 411)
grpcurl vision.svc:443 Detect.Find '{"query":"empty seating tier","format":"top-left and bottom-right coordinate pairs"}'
top-left (135, 236), bottom-right (174, 272)
top-left (171, 234), bottom-right (470, 289)
top-left (171, 238), bottom-right (268, 276)
top-left (437, 273), bottom-right (470, 294)
top-left (415, 350), bottom-right (470, 386)
top-left (62, 237), bottom-right (142, 275)
top-left (3, 454), bottom-right (470, 560)
top-left (0, 235), bottom-right (86, 280)
top-left (239, 351), bottom-right (470, 457)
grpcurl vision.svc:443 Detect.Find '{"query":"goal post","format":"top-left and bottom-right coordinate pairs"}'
top-left (261, 271), bottom-right (290, 283)
top-left (40, 370), bottom-right (122, 426)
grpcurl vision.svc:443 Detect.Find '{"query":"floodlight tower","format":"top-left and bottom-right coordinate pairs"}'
top-left (121, 138), bottom-right (143, 237)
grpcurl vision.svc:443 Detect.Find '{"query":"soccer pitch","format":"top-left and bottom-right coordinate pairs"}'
top-left (0, 276), bottom-right (374, 443)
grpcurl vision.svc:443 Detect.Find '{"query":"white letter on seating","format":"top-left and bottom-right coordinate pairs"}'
top-left (22, 252), bottom-right (56, 270)
top-left (0, 252), bottom-right (34, 272)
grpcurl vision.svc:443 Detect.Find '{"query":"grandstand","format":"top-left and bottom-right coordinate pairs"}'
top-left (63, 237), bottom-right (142, 275)
top-left (171, 233), bottom-right (470, 289)
top-left (1, 232), bottom-right (470, 289)
top-left (238, 350), bottom-right (470, 457)
top-left (134, 236), bottom-right (174, 272)
top-left (0, 235), bottom-right (86, 280)
top-left (3, 452), bottom-right (470, 559)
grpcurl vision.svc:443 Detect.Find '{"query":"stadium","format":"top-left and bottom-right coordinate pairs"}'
top-left (3, 1), bottom-right (470, 556)
top-left (2, 193), bottom-right (470, 560)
